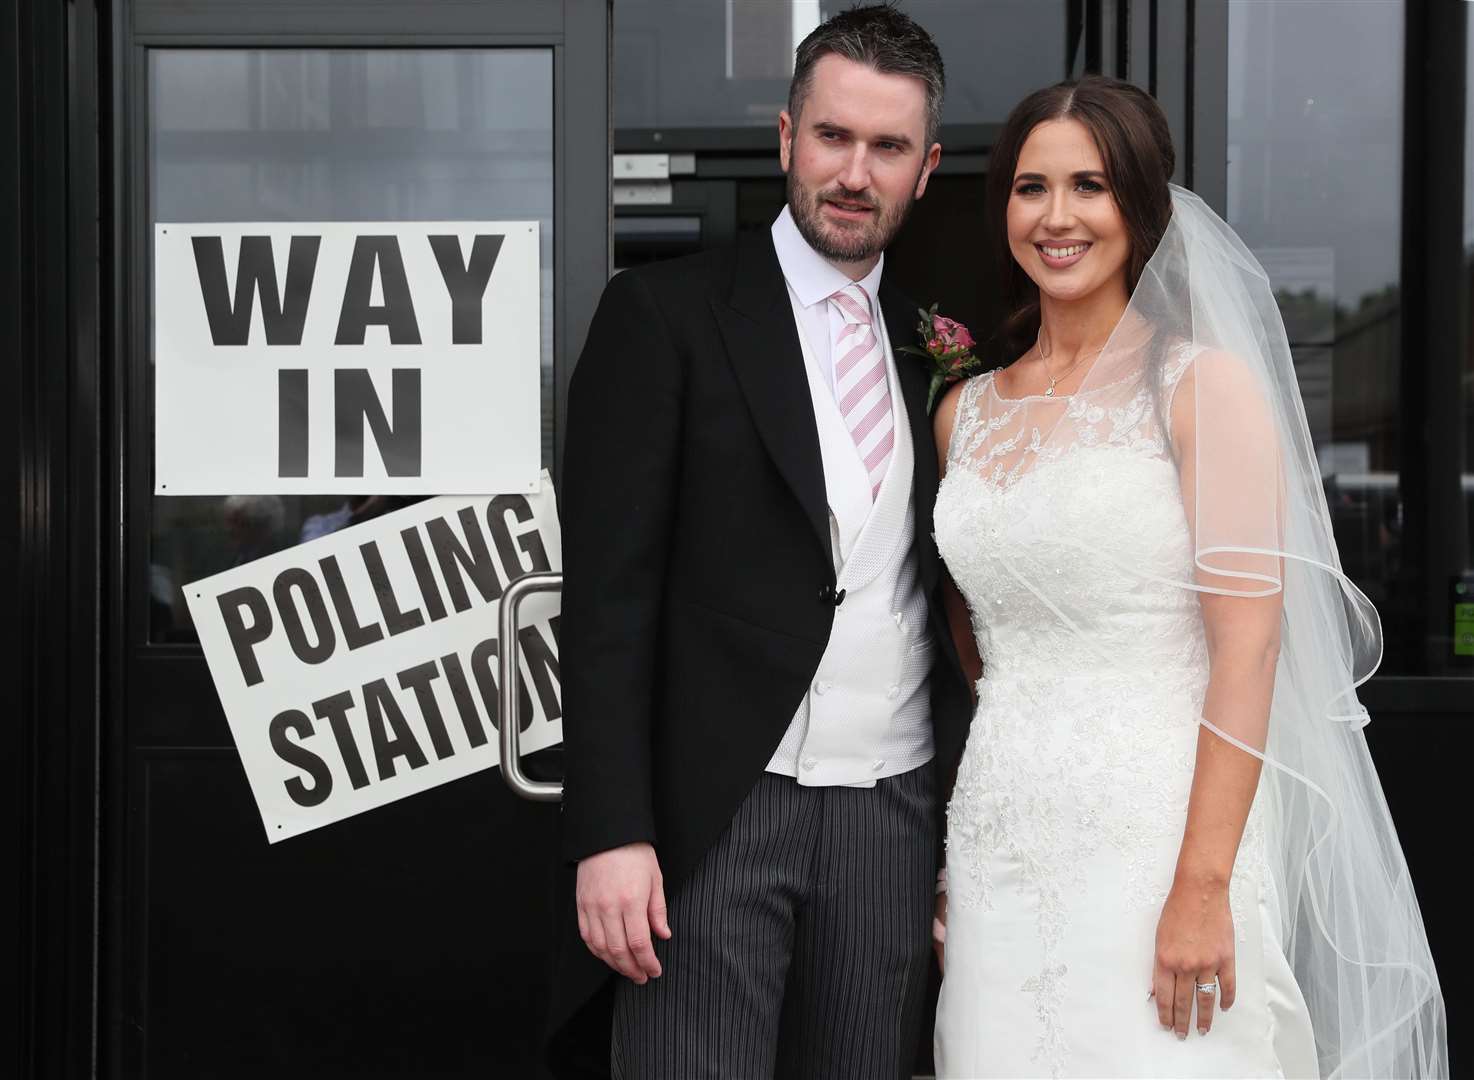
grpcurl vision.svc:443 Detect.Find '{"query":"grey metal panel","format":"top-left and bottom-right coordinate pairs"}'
top-left (686, 149), bottom-right (989, 181)
top-left (615, 121), bottom-right (1000, 155)
top-left (1096, 0), bottom-right (1124, 77)
top-left (555, 0), bottom-right (613, 482)
top-left (1118, 0), bottom-right (1226, 209)
top-left (1125, 0), bottom-right (1154, 92)
top-left (134, 0), bottom-right (567, 39)
top-left (1190, 0), bottom-right (1229, 214)
top-left (1155, 0), bottom-right (1188, 187)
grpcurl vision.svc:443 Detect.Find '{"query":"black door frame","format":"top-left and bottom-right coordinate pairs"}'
top-left (9, 0), bottom-right (611, 1074)
top-left (8, 0), bottom-right (108, 1075)
top-left (108, 1), bottom-right (609, 1072)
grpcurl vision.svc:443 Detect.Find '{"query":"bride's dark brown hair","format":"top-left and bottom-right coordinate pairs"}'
top-left (986, 75), bottom-right (1176, 364)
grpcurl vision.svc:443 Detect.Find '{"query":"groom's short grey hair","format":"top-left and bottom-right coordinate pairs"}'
top-left (789, 4), bottom-right (946, 149)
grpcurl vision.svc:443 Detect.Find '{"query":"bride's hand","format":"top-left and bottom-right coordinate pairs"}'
top-left (933, 890), bottom-right (947, 973)
top-left (1152, 877), bottom-right (1236, 1039)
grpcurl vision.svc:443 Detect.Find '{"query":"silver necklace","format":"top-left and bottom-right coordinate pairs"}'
top-left (1037, 329), bottom-right (1105, 397)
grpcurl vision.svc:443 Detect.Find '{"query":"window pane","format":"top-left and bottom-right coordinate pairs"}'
top-left (613, 0), bottom-right (1069, 130)
top-left (147, 49), bottom-right (554, 642)
top-left (1226, 0), bottom-right (1422, 670)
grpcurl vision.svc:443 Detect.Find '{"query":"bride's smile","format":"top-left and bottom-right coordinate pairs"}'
top-left (1035, 240), bottom-right (1091, 268)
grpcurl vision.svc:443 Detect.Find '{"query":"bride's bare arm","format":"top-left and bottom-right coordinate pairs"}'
top-left (930, 379), bottom-right (983, 972)
top-left (1155, 355), bottom-right (1282, 1039)
top-left (933, 381), bottom-right (983, 691)
top-left (1157, 592), bottom-right (1276, 1032)
top-left (1180, 598), bottom-right (1277, 888)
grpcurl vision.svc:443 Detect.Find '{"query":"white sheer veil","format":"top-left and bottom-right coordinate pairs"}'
top-left (985, 185), bottom-right (1446, 1078)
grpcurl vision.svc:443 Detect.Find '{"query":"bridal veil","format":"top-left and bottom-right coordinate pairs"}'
top-left (981, 185), bottom-right (1447, 1079)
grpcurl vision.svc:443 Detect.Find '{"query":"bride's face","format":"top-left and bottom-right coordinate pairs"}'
top-left (1006, 118), bottom-right (1130, 304)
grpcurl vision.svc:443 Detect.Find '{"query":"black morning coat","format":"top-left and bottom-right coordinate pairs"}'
top-left (546, 229), bottom-right (974, 1077)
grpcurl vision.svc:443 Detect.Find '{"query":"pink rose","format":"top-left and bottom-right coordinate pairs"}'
top-left (933, 315), bottom-right (975, 352)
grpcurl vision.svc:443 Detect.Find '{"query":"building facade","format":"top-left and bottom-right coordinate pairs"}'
top-left (7, 0), bottom-right (1468, 1075)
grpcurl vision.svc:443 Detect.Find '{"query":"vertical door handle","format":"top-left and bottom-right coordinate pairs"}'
top-left (497, 570), bottom-right (564, 802)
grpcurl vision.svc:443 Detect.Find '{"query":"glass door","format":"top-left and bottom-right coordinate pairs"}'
top-left (108, 3), bottom-right (607, 1076)
top-left (147, 48), bottom-right (556, 641)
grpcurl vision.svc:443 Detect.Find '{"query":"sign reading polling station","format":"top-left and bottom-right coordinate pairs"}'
top-left (185, 477), bottom-right (561, 842)
top-left (154, 222), bottom-right (540, 495)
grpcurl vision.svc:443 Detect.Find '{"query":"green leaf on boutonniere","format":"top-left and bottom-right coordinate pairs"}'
top-left (902, 302), bottom-right (985, 413)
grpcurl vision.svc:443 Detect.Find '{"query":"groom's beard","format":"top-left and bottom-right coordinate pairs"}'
top-left (787, 172), bottom-right (918, 264)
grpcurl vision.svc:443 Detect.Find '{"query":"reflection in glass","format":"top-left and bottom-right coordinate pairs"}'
top-left (148, 49), bottom-right (554, 642)
top-left (1227, 1), bottom-right (1415, 667)
top-left (613, 0), bottom-right (1068, 130)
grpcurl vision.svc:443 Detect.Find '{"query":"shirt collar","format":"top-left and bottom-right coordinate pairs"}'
top-left (770, 204), bottom-right (885, 311)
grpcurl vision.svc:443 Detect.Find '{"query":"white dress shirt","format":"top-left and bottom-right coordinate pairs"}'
top-left (762, 205), bottom-right (935, 789)
top-left (770, 205), bottom-right (885, 398)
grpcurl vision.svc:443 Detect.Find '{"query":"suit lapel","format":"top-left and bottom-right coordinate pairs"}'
top-left (711, 235), bottom-right (830, 559)
top-left (878, 279), bottom-right (940, 591)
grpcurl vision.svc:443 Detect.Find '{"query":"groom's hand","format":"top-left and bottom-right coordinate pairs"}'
top-left (575, 842), bottom-right (672, 983)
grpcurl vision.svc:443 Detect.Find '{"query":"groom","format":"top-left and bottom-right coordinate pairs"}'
top-left (550, 6), bottom-right (971, 1077)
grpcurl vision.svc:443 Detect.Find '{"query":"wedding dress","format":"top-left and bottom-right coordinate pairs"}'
top-left (930, 187), bottom-right (1444, 1080)
top-left (932, 358), bottom-right (1316, 1078)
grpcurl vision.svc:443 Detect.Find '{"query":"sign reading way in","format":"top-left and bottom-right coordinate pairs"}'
top-left (155, 221), bottom-right (541, 495)
top-left (186, 477), bottom-right (561, 842)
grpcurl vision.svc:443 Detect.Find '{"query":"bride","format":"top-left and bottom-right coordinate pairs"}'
top-left (930, 76), bottom-right (1446, 1079)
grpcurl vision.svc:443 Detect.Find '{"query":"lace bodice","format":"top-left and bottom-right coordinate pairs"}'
top-left (935, 350), bottom-right (1203, 679)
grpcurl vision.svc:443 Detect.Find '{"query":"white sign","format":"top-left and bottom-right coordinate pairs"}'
top-left (185, 477), bottom-right (562, 842)
top-left (155, 221), bottom-right (541, 495)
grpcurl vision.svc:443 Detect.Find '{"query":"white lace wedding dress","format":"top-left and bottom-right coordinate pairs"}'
top-left (931, 355), bottom-right (1319, 1079)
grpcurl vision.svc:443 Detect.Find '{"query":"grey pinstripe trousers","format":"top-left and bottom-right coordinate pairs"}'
top-left (611, 764), bottom-right (938, 1079)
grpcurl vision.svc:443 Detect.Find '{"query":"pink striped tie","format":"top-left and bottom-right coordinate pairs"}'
top-left (829, 282), bottom-right (893, 499)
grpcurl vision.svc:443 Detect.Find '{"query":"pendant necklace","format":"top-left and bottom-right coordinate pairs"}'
top-left (1037, 329), bottom-right (1103, 397)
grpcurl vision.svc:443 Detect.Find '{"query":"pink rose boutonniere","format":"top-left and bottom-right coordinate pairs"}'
top-left (897, 303), bottom-right (985, 413)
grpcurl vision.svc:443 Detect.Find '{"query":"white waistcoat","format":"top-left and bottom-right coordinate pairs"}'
top-left (765, 301), bottom-right (936, 788)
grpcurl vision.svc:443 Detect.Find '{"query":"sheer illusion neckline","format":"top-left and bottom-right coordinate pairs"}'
top-left (989, 383), bottom-right (1077, 404)
top-left (986, 360), bottom-right (1157, 405)
top-left (986, 368), bottom-right (1079, 404)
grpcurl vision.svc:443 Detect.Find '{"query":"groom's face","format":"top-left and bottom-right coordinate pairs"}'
top-left (779, 54), bottom-right (941, 271)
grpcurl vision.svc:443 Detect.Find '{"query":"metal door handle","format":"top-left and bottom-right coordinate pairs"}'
top-left (497, 570), bottom-right (564, 802)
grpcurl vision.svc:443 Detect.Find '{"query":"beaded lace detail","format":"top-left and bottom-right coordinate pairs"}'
top-left (934, 345), bottom-right (1268, 1078)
